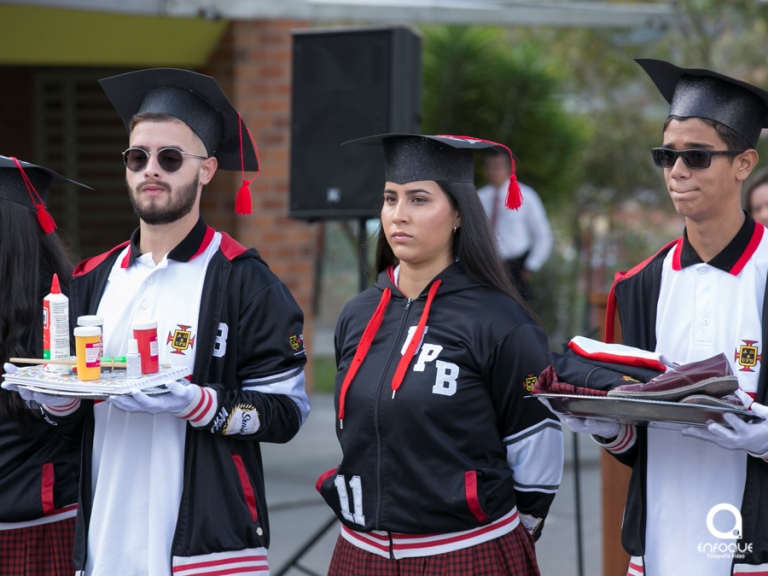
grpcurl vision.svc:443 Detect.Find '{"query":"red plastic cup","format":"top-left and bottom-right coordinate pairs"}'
top-left (131, 320), bottom-right (159, 374)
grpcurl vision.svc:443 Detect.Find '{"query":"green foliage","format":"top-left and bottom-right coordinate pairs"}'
top-left (420, 25), bottom-right (588, 206)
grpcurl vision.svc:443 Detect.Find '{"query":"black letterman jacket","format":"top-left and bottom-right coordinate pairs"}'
top-left (47, 219), bottom-right (308, 574)
top-left (0, 270), bottom-right (80, 527)
top-left (317, 264), bottom-right (563, 552)
top-left (604, 215), bottom-right (768, 572)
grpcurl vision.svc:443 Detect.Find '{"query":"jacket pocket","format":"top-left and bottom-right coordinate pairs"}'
top-left (464, 470), bottom-right (488, 522)
top-left (316, 467), bottom-right (338, 493)
top-left (231, 454), bottom-right (258, 523)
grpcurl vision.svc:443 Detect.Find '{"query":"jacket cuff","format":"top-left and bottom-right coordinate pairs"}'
top-left (174, 386), bottom-right (218, 428)
top-left (43, 399), bottom-right (82, 417)
top-left (593, 423), bottom-right (635, 454)
top-left (747, 449), bottom-right (768, 461)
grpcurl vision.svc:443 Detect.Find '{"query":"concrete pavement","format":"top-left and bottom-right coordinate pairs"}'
top-left (262, 393), bottom-right (604, 576)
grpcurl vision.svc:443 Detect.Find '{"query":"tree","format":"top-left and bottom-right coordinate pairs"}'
top-left (420, 25), bottom-right (588, 205)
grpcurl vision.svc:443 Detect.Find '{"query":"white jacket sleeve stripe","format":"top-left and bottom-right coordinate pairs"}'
top-left (243, 369), bottom-right (309, 425)
top-left (504, 420), bottom-right (563, 492)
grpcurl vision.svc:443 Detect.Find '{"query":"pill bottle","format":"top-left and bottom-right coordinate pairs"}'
top-left (132, 320), bottom-right (159, 374)
top-left (74, 326), bottom-right (101, 381)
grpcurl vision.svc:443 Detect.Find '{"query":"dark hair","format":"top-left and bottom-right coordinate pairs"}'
top-left (664, 115), bottom-right (751, 153)
top-left (0, 201), bottom-right (74, 423)
top-left (485, 149), bottom-right (511, 166)
top-left (744, 166), bottom-right (768, 212)
top-left (374, 180), bottom-right (533, 317)
top-left (128, 112), bottom-right (180, 133)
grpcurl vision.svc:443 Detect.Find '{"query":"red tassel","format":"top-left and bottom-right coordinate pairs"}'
top-left (433, 134), bottom-right (523, 210)
top-left (235, 180), bottom-right (252, 215)
top-left (236, 113), bottom-right (260, 216)
top-left (505, 172), bottom-right (522, 210)
top-left (36, 204), bottom-right (57, 234)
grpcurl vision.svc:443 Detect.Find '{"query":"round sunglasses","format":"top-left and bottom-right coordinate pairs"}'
top-left (122, 147), bottom-right (208, 173)
top-left (651, 147), bottom-right (744, 170)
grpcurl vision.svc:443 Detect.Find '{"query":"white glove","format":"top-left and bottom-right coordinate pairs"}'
top-left (2, 364), bottom-right (81, 408)
top-left (561, 415), bottom-right (621, 439)
top-left (538, 396), bottom-right (620, 438)
top-left (108, 380), bottom-right (197, 415)
top-left (682, 390), bottom-right (768, 457)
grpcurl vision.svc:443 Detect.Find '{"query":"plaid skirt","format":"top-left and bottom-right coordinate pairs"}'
top-left (327, 523), bottom-right (540, 576)
top-left (0, 517), bottom-right (75, 576)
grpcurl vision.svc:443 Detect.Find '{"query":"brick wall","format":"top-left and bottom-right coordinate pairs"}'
top-left (202, 20), bottom-right (318, 388)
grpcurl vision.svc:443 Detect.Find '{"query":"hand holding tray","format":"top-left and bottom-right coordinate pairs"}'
top-left (537, 393), bottom-right (764, 429)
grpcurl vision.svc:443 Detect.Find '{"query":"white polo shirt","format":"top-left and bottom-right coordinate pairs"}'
top-left (477, 182), bottom-right (553, 271)
top-left (647, 218), bottom-right (768, 576)
top-left (86, 220), bottom-right (220, 576)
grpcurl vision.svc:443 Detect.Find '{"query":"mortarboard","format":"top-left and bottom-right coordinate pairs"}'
top-left (0, 155), bottom-right (91, 233)
top-left (636, 58), bottom-right (768, 148)
top-left (99, 68), bottom-right (259, 214)
top-left (344, 133), bottom-right (523, 209)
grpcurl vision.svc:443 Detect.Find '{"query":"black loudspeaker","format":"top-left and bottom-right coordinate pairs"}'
top-left (289, 26), bottom-right (421, 220)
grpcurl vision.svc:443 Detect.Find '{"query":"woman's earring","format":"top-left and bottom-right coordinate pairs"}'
top-left (453, 225), bottom-right (458, 234)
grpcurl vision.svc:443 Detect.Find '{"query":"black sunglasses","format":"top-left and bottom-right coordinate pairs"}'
top-left (651, 147), bottom-right (744, 170)
top-left (122, 147), bottom-right (208, 173)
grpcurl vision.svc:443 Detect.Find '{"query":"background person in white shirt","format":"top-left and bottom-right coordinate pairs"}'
top-left (477, 150), bottom-right (553, 300)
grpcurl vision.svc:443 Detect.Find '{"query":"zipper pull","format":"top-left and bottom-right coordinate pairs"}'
top-left (405, 298), bottom-right (412, 309)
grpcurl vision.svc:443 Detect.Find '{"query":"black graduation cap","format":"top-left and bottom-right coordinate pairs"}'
top-left (0, 155), bottom-right (91, 233)
top-left (99, 68), bottom-right (259, 214)
top-left (344, 133), bottom-right (522, 209)
top-left (636, 58), bottom-right (768, 148)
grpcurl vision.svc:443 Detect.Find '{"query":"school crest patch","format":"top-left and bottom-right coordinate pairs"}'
top-left (167, 324), bottom-right (195, 356)
top-left (734, 340), bottom-right (761, 372)
top-left (524, 374), bottom-right (537, 392)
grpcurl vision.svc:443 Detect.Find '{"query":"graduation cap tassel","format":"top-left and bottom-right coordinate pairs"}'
top-left (434, 134), bottom-right (522, 210)
top-left (235, 180), bottom-right (252, 215)
top-left (9, 157), bottom-right (57, 234)
top-left (35, 204), bottom-right (57, 234)
top-left (235, 113), bottom-right (261, 215)
top-left (506, 156), bottom-right (522, 210)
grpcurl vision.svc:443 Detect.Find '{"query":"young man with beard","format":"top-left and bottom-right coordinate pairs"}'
top-left (35, 69), bottom-right (310, 575)
top-left (560, 60), bottom-right (768, 575)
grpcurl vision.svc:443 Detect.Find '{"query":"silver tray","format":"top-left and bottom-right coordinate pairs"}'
top-left (3, 364), bottom-right (191, 399)
top-left (19, 382), bottom-right (173, 400)
top-left (537, 393), bottom-right (764, 429)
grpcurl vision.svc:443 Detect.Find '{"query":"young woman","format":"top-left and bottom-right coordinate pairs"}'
top-left (317, 134), bottom-right (564, 575)
top-left (0, 156), bottom-right (87, 575)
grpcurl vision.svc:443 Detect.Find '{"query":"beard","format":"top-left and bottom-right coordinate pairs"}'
top-left (128, 174), bottom-right (199, 225)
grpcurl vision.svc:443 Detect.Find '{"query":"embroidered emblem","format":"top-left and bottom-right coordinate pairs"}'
top-left (289, 333), bottom-right (303, 351)
top-left (524, 374), bottom-right (537, 392)
top-left (734, 340), bottom-right (761, 372)
top-left (167, 324), bottom-right (195, 356)
top-left (223, 404), bottom-right (260, 435)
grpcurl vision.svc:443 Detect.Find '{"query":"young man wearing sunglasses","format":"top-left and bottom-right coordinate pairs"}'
top-left (558, 59), bottom-right (768, 575)
top-left (33, 69), bottom-right (310, 575)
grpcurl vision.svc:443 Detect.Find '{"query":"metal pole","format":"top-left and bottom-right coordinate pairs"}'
top-left (573, 431), bottom-right (585, 576)
top-left (273, 515), bottom-right (339, 576)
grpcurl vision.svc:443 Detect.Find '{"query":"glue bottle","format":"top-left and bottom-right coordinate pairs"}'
top-left (43, 274), bottom-right (70, 372)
